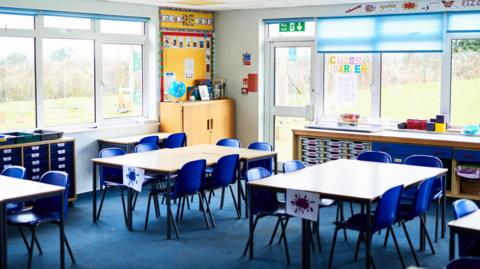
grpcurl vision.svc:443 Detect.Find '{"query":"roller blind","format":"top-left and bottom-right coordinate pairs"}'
top-left (448, 12), bottom-right (480, 33)
top-left (317, 13), bottom-right (444, 53)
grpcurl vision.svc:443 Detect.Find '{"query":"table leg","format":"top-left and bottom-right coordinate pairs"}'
top-left (420, 213), bottom-right (425, 251)
top-left (365, 201), bottom-right (371, 269)
top-left (302, 219), bottom-right (311, 269)
top-left (0, 202), bottom-right (7, 269)
top-left (60, 190), bottom-right (65, 269)
top-left (274, 154), bottom-right (278, 175)
top-left (92, 163), bottom-right (97, 223)
top-left (442, 175), bottom-right (446, 239)
top-left (245, 160), bottom-right (250, 219)
top-left (166, 173), bottom-right (172, 239)
top-left (127, 189), bottom-right (133, 231)
top-left (236, 162), bottom-right (241, 219)
top-left (248, 184), bottom-right (254, 259)
top-left (449, 227), bottom-right (455, 260)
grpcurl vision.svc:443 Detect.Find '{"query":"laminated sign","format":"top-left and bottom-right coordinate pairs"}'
top-left (123, 166), bottom-right (145, 192)
top-left (286, 189), bottom-right (320, 221)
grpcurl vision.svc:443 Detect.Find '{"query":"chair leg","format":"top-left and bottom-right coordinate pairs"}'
top-left (314, 221), bottom-right (322, 252)
top-left (220, 187), bottom-right (226, 209)
top-left (339, 203), bottom-right (348, 242)
top-left (202, 192), bottom-right (216, 228)
top-left (435, 200), bottom-right (439, 243)
top-left (144, 193), bottom-right (153, 231)
top-left (168, 206), bottom-right (180, 238)
top-left (401, 220), bottom-right (420, 267)
top-left (96, 186), bottom-right (108, 220)
top-left (27, 226), bottom-right (37, 269)
top-left (119, 188), bottom-right (128, 227)
top-left (208, 190), bottom-right (213, 204)
top-left (175, 197), bottom-right (182, 222)
top-left (186, 196), bottom-right (190, 210)
top-left (63, 232), bottom-right (76, 264)
top-left (153, 192), bottom-right (160, 218)
top-left (180, 197), bottom-right (186, 221)
top-left (309, 222), bottom-right (315, 252)
top-left (243, 215), bottom-right (260, 257)
top-left (268, 218), bottom-right (281, 245)
top-left (198, 193), bottom-right (211, 229)
top-left (389, 226), bottom-right (406, 268)
top-left (383, 227), bottom-right (390, 247)
top-left (278, 218), bottom-right (290, 244)
top-left (279, 217), bottom-right (291, 265)
top-left (229, 185), bottom-right (240, 219)
top-left (18, 226), bottom-right (32, 254)
top-left (349, 201), bottom-right (354, 216)
top-left (420, 215), bottom-right (435, 255)
top-left (132, 191), bottom-right (138, 211)
top-left (327, 227), bottom-right (340, 269)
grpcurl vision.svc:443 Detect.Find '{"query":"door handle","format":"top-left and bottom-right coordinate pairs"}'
top-left (210, 119), bottom-right (213, 130)
top-left (207, 119), bottom-right (210, 130)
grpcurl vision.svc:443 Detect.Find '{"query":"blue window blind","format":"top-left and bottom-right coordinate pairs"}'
top-left (448, 12), bottom-right (480, 33)
top-left (317, 13), bottom-right (444, 53)
top-left (264, 17), bottom-right (313, 24)
top-left (0, 7), bottom-right (150, 22)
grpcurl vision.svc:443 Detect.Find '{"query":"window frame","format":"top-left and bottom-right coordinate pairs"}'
top-left (0, 13), bottom-right (149, 131)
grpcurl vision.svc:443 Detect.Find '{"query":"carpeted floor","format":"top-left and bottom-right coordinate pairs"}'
top-left (6, 187), bottom-right (453, 268)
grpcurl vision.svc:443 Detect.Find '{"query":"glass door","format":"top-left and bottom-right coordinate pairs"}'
top-left (267, 41), bottom-right (314, 162)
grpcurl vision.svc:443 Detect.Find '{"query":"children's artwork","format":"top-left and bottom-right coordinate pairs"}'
top-left (286, 189), bottom-right (320, 221)
top-left (165, 72), bottom-right (176, 92)
top-left (199, 38), bottom-right (205, 48)
top-left (179, 37), bottom-right (184, 48)
top-left (185, 58), bottom-right (194, 79)
top-left (164, 36), bottom-right (171, 48)
top-left (123, 166), bottom-right (145, 192)
top-left (328, 55), bottom-right (367, 74)
top-left (186, 37), bottom-right (191, 48)
top-left (334, 74), bottom-right (358, 104)
top-left (193, 37), bottom-right (198, 48)
top-left (243, 53), bottom-right (251, 65)
top-left (198, 85), bottom-right (210, 100)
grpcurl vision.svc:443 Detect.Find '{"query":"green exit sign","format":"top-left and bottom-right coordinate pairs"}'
top-left (279, 22), bottom-right (305, 32)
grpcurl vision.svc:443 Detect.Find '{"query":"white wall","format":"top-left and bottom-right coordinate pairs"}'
top-left (0, 0), bottom-right (161, 194)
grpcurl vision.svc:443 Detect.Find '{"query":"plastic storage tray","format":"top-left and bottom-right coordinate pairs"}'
top-left (2, 132), bottom-right (41, 144)
top-left (33, 130), bottom-right (64, 141)
top-left (0, 135), bottom-right (16, 146)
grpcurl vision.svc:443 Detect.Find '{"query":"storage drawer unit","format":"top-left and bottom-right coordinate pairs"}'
top-left (372, 142), bottom-right (452, 160)
top-left (0, 147), bottom-right (21, 170)
top-left (299, 136), bottom-right (371, 164)
top-left (455, 149), bottom-right (480, 163)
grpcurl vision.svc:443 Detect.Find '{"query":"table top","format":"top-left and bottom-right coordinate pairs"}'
top-left (448, 210), bottom-right (480, 232)
top-left (248, 159), bottom-right (447, 201)
top-left (98, 132), bottom-right (171, 145)
top-left (0, 176), bottom-right (64, 203)
top-left (92, 144), bottom-right (277, 173)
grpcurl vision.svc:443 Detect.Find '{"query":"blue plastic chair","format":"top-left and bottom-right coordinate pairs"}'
top-left (164, 132), bottom-right (186, 148)
top-left (242, 167), bottom-right (291, 264)
top-left (445, 257), bottom-right (480, 269)
top-left (8, 171), bottom-right (75, 268)
top-left (138, 135), bottom-right (160, 146)
top-left (135, 143), bottom-right (160, 153)
top-left (452, 199), bottom-right (480, 257)
top-left (357, 151), bottom-right (392, 163)
top-left (203, 154), bottom-right (240, 219)
top-left (248, 142), bottom-right (274, 172)
top-left (97, 148), bottom-right (128, 224)
top-left (402, 155), bottom-right (444, 242)
top-left (328, 185), bottom-right (405, 269)
top-left (1, 166), bottom-right (26, 213)
top-left (217, 138), bottom-right (241, 148)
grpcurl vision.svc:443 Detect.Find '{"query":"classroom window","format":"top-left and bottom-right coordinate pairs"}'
top-left (323, 53), bottom-right (373, 117)
top-left (0, 14), bottom-right (34, 29)
top-left (42, 39), bottom-right (95, 126)
top-left (381, 53), bottom-right (442, 121)
top-left (102, 44), bottom-right (143, 119)
top-left (275, 116), bottom-right (308, 162)
top-left (99, 20), bottom-right (144, 35)
top-left (450, 38), bottom-right (480, 126)
top-left (0, 37), bottom-right (35, 129)
top-left (43, 16), bottom-right (92, 30)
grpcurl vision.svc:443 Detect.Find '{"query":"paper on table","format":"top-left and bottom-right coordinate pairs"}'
top-left (286, 189), bottom-right (320, 221)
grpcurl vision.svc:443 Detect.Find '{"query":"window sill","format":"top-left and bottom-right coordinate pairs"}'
top-left (63, 120), bottom-right (159, 135)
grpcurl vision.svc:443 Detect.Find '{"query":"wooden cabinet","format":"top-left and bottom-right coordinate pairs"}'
top-left (160, 99), bottom-right (235, 145)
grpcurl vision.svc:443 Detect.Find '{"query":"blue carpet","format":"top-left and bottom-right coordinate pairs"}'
top-left (6, 187), bottom-right (452, 268)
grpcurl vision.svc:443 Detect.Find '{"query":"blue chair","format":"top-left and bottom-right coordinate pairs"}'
top-left (328, 185), bottom-right (405, 269)
top-left (8, 171), bottom-right (75, 268)
top-left (164, 132), bottom-right (186, 148)
top-left (135, 143), bottom-right (160, 152)
top-left (452, 199), bottom-right (480, 257)
top-left (402, 155), bottom-right (444, 242)
top-left (97, 148), bottom-right (128, 225)
top-left (248, 142), bottom-right (274, 173)
top-left (217, 138), bottom-right (241, 148)
top-left (242, 167), bottom-right (291, 264)
top-left (203, 154), bottom-right (240, 220)
top-left (384, 178), bottom-right (435, 267)
top-left (138, 135), bottom-right (160, 146)
top-left (357, 151), bottom-right (392, 163)
top-left (445, 257), bottom-right (480, 269)
top-left (1, 166), bottom-right (26, 213)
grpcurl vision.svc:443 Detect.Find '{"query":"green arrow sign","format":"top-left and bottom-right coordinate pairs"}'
top-left (279, 22), bottom-right (305, 32)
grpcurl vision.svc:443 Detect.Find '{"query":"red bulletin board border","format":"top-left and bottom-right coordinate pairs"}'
top-left (160, 31), bottom-right (213, 101)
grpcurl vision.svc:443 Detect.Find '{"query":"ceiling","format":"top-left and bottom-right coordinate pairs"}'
top-left (105, 0), bottom-right (398, 11)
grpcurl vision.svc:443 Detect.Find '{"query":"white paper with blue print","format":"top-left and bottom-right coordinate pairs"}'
top-left (286, 189), bottom-right (320, 221)
top-left (123, 166), bottom-right (145, 192)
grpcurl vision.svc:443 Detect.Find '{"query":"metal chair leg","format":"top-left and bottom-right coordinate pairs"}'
top-left (202, 192), bottom-right (216, 228)
top-left (401, 220), bottom-right (420, 266)
top-left (220, 187), bottom-right (226, 209)
top-left (180, 197), bottom-right (186, 221)
top-left (229, 185), bottom-right (240, 219)
top-left (383, 227), bottom-right (390, 247)
top-left (279, 217), bottom-right (291, 264)
top-left (198, 193), bottom-right (211, 229)
top-left (175, 197), bottom-right (182, 222)
top-left (96, 186), bottom-right (108, 220)
top-left (278, 218), bottom-right (290, 244)
top-left (63, 233), bottom-right (76, 264)
top-left (27, 226), bottom-right (37, 269)
top-left (268, 218), bottom-right (281, 245)
top-left (327, 227), bottom-right (340, 269)
top-left (168, 206), bottom-right (180, 238)
top-left (389, 226), bottom-right (406, 268)
top-left (435, 200), bottom-right (439, 243)
top-left (354, 232), bottom-right (362, 261)
top-left (243, 215), bottom-right (260, 256)
top-left (144, 193), bottom-right (153, 231)
top-left (420, 216), bottom-right (435, 255)
top-left (18, 226), bottom-right (32, 254)
top-left (132, 191), bottom-right (138, 211)
top-left (119, 188), bottom-right (128, 227)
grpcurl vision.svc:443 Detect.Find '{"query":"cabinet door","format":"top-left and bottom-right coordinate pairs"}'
top-left (210, 100), bottom-right (235, 144)
top-left (183, 103), bottom-right (211, 145)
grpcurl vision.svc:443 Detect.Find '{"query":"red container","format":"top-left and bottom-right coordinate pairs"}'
top-left (406, 119), bottom-right (427, 130)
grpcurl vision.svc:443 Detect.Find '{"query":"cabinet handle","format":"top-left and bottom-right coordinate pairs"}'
top-left (210, 119), bottom-right (213, 130)
top-left (207, 119), bottom-right (210, 130)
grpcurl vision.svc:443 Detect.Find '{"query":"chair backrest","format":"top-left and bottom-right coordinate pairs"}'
top-left (373, 184), bottom-right (404, 231)
top-left (217, 138), bottom-right (240, 148)
top-left (211, 154), bottom-right (239, 186)
top-left (445, 257), bottom-right (480, 269)
top-left (99, 148), bottom-right (126, 185)
top-left (173, 159), bottom-right (206, 197)
top-left (164, 132), bottom-right (186, 148)
top-left (247, 142), bottom-right (273, 173)
top-left (283, 160), bottom-right (305, 173)
top-left (138, 135), bottom-right (159, 146)
top-left (452, 199), bottom-right (479, 219)
top-left (405, 155), bottom-right (443, 194)
top-left (412, 178), bottom-right (435, 216)
top-left (135, 143), bottom-right (160, 153)
top-left (357, 151), bottom-right (392, 163)
top-left (246, 167), bottom-right (278, 212)
top-left (33, 171), bottom-right (70, 218)
top-left (1, 166), bottom-right (26, 179)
